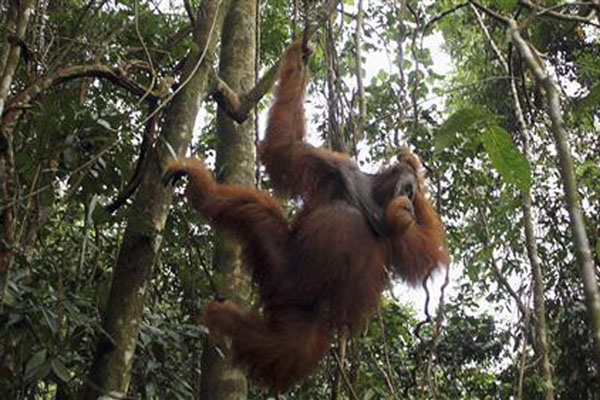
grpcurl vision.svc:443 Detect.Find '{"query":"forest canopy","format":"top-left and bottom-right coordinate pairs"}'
top-left (1, 0), bottom-right (599, 399)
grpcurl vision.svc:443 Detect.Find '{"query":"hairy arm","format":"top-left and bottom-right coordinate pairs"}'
top-left (165, 158), bottom-right (289, 292)
top-left (261, 41), bottom-right (353, 201)
top-left (165, 158), bottom-right (286, 234)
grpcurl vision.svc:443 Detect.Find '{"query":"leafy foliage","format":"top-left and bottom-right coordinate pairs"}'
top-left (1, 0), bottom-right (599, 398)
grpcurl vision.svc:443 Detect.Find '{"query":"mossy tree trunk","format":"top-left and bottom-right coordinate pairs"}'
top-left (199, 1), bottom-right (257, 399)
top-left (82, 1), bottom-right (231, 397)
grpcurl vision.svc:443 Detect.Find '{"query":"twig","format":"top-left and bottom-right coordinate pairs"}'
top-left (519, 0), bottom-right (600, 28)
top-left (332, 348), bottom-right (360, 400)
top-left (183, 0), bottom-right (196, 26)
top-left (104, 105), bottom-right (158, 213)
top-left (209, 63), bottom-right (279, 124)
top-left (377, 310), bottom-right (400, 399)
top-left (132, 0), bottom-right (223, 132)
top-left (423, 2), bottom-right (469, 33)
top-left (468, 1), bottom-right (509, 24)
top-left (475, 193), bottom-right (531, 319)
top-left (134, 0), bottom-right (156, 106)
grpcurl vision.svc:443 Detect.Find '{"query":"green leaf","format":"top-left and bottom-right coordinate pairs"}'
top-left (42, 307), bottom-right (58, 334)
top-left (435, 107), bottom-right (487, 153)
top-left (498, 0), bottom-right (518, 11)
top-left (92, 206), bottom-right (112, 225)
top-left (574, 83), bottom-right (600, 116)
top-left (363, 388), bottom-right (375, 400)
top-left (25, 350), bottom-right (47, 381)
top-left (481, 125), bottom-right (532, 192)
top-left (51, 358), bottom-right (72, 382)
top-left (596, 238), bottom-right (600, 264)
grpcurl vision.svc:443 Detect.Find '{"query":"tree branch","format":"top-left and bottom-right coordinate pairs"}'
top-left (519, 0), bottom-right (600, 28)
top-left (0, 0), bottom-right (34, 118)
top-left (209, 61), bottom-right (279, 124)
top-left (4, 63), bottom-right (158, 118)
top-left (104, 106), bottom-right (158, 213)
top-left (468, 1), bottom-right (509, 25)
top-left (423, 2), bottom-right (469, 33)
top-left (476, 196), bottom-right (531, 319)
top-left (183, 0), bottom-right (196, 26)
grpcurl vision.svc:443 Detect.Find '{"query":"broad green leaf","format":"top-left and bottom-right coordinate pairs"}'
top-left (596, 239), bottom-right (600, 264)
top-left (482, 125), bottom-right (532, 192)
top-left (435, 107), bottom-right (487, 153)
top-left (51, 358), bottom-right (72, 382)
top-left (42, 307), bottom-right (58, 334)
top-left (25, 350), bottom-right (47, 381)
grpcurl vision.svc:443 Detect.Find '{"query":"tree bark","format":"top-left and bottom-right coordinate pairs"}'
top-left (509, 56), bottom-right (554, 400)
top-left (0, 0), bottom-right (33, 116)
top-left (82, 1), bottom-right (230, 397)
top-left (0, 0), bottom-right (34, 311)
top-left (199, 1), bottom-right (256, 399)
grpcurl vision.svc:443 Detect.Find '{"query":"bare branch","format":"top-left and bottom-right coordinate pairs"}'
top-left (105, 108), bottom-right (158, 213)
top-left (354, 0), bottom-right (366, 144)
top-left (0, 0), bottom-right (34, 117)
top-left (209, 62), bottom-right (279, 124)
top-left (423, 2), bottom-right (469, 33)
top-left (183, 0), bottom-right (196, 26)
top-left (4, 63), bottom-right (158, 117)
top-left (468, 1), bottom-right (509, 25)
top-left (332, 347), bottom-right (360, 400)
top-left (470, 4), bottom-right (508, 70)
top-left (476, 196), bottom-right (531, 319)
top-left (519, 0), bottom-right (600, 28)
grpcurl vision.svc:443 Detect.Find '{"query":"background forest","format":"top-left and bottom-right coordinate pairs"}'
top-left (1, 0), bottom-right (600, 399)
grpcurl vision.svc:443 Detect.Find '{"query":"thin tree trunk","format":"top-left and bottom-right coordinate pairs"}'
top-left (82, 2), bottom-right (230, 398)
top-left (330, 331), bottom-right (348, 400)
top-left (353, 0), bottom-right (365, 147)
top-left (0, 0), bottom-right (34, 310)
top-left (0, 6), bottom-right (34, 392)
top-left (509, 17), bottom-right (600, 378)
top-left (324, 4), bottom-right (346, 153)
top-left (199, 1), bottom-right (256, 398)
top-left (0, 0), bottom-right (33, 116)
top-left (470, 9), bottom-right (555, 397)
top-left (512, 73), bottom-right (555, 400)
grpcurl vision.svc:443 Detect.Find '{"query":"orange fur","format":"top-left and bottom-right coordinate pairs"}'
top-left (204, 300), bottom-right (329, 392)
top-left (165, 40), bottom-right (448, 392)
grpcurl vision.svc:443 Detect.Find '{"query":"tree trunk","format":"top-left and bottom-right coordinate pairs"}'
top-left (0, 3), bottom-right (34, 392)
top-left (199, 1), bottom-right (256, 399)
top-left (471, 9), bottom-right (555, 396)
top-left (0, 0), bottom-right (33, 310)
top-left (510, 63), bottom-right (554, 400)
top-left (510, 18), bottom-right (600, 380)
top-left (82, 2), bottom-right (230, 397)
top-left (523, 195), bottom-right (554, 400)
top-left (506, 34), bottom-right (555, 400)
